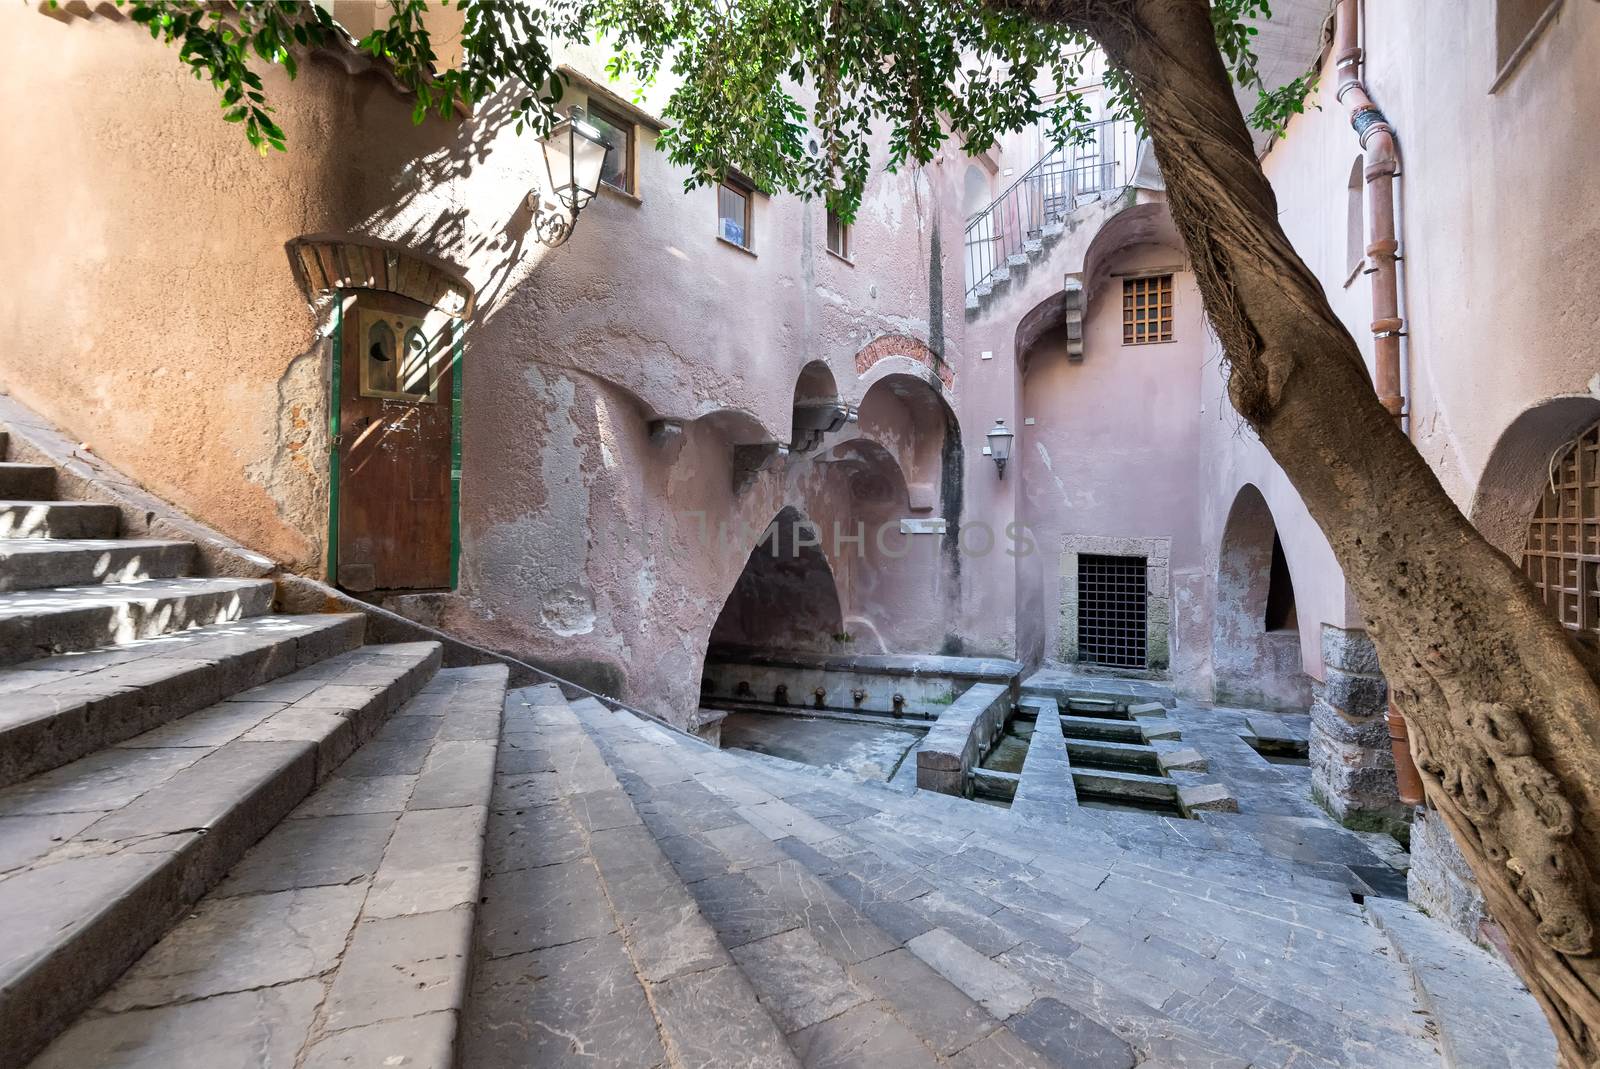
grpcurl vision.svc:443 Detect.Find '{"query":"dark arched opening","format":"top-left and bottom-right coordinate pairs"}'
top-left (707, 507), bottom-right (844, 656)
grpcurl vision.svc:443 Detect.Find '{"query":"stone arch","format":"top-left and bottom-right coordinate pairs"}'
top-left (288, 238), bottom-right (473, 317)
top-left (854, 334), bottom-right (954, 393)
top-left (1214, 483), bottom-right (1312, 712)
top-left (707, 506), bottom-right (845, 655)
top-left (1470, 395), bottom-right (1600, 557)
top-left (1080, 199), bottom-right (1184, 302)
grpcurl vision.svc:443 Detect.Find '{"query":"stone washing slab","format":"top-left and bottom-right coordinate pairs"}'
top-left (0, 641), bottom-right (442, 1068)
top-left (705, 645), bottom-right (1024, 683)
top-left (0, 613), bottom-right (364, 788)
top-left (0, 576), bottom-right (277, 666)
top-left (0, 538), bottom-right (194, 592)
top-left (916, 682), bottom-right (1010, 795)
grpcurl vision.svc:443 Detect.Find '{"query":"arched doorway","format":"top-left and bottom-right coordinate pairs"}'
top-left (1214, 484), bottom-right (1311, 711)
top-left (707, 506), bottom-right (845, 655)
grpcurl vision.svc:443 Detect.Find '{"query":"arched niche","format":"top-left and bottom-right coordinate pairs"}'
top-left (1214, 483), bottom-right (1312, 712)
top-left (790, 359), bottom-right (852, 452)
top-left (855, 372), bottom-right (959, 514)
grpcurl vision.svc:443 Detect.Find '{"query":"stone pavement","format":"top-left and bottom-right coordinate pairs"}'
top-left (462, 685), bottom-right (1510, 1069)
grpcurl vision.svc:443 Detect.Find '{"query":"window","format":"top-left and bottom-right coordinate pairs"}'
top-left (1496, 0), bottom-right (1559, 72)
top-left (1522, 421), bottom-right (1600, 642)
top-left (826, 210), bottom-right (851, 259)
top-left (718, 181), bottom-right (753, 249)
top-left (1078, 554), bottom-right (1148, 668)
top-left (1346, 157), bottom-right (1366, 278)
top-left (356, 304), bottom-right (441, 403)
top-left (1122, 274), bottom-right (1174, 344)
top-left (585, 102), bottom-right (634, 195)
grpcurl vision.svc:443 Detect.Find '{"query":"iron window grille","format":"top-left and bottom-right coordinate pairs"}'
top-left (1078, 554), bottom-right (1148, 668)
top-left (1122, 274), bottom-right (1174, 344)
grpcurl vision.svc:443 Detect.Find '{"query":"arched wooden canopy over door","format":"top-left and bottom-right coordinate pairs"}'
top-left (1522, 421), bottom-right (1600, 644)
top-left (292, 240), bottom-right (473, 593)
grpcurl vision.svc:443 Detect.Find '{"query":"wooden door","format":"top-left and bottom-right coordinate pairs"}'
top-left (334, 290), bottom-right (458, 592)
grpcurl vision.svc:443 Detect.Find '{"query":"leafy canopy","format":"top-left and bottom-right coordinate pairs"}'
top-left (117, 0), bottom-right (1312, 215)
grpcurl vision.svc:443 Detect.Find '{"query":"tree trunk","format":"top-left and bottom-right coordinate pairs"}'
top-left (1018, 0), bottom-right (1600, 1062)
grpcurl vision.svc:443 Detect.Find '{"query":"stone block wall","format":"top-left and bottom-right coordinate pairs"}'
top-left (1408, 806), bottom-right (1491, 946)
top-left (1310, 624), bottom-right (1406, 830)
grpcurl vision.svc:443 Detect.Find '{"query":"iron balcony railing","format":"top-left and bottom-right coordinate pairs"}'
top-left (965, 117), bottom-right (1143, 298)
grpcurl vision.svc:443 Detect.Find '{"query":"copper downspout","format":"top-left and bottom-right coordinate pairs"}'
top-left (1334, 0), bottom-right (1424, 806)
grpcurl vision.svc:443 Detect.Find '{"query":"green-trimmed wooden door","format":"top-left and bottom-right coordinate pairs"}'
top-left (332, 290), bottom-right (457, 592)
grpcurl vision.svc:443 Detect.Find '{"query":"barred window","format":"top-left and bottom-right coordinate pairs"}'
top-left (1077, 554), bottom-right (1148, 668)
top-left (1122, 274), bottom-right (1174, 345)
top-left (1523, 422), bottom-right (1600, 641)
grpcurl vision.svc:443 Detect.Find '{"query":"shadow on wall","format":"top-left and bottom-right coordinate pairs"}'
top-left (1214, 483), bottom-right (1313, 712)
top-left (708, 506), bottom-right (845, 655)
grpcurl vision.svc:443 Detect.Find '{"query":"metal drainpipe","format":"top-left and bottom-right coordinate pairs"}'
top-left (1334, 0), bottom-right (1424, 807)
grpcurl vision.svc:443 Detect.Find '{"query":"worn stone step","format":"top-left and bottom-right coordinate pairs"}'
top-left (0, 613), bottom-right (365, 789)
top-left (570, 701), bottom-right (1143, 1069)
top-left (0, 640), bottom-right (442, 1067)
top-left (0, 464), bottom-right (56, 500)
top-left (0, 576), bottom-right (275, 667)
top-left (1366, 898), bottom-right (1555, 1069)
top-left (0, 501), bottom-right (119, 540)
top-left (0, 538), bottom-right (195, 592)
top-left (26, 663), bottom-right (506, 1069)
top-left (465, 690), bottom-right (800, 1069)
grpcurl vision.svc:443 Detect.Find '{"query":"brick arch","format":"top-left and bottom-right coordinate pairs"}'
top-left (288, 239), bottom-right (473, 318)
top-left (854, 334), bottom-right (953, 391)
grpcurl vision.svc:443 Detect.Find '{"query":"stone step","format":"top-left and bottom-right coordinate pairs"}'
top-left (465, 688), bottom-right (800, 1069)
top-left (1366, 898), bottom-right (1556, 1069)
top-left (0, 465), bottom-right (56, 500)
top-left (0, 576), bottom-right (276, 667)
top-left (0, 641), bottom-right (442, 1068)
top-left (0, 613), bottom-right (366, 789)
top-left (0, 501), bottom-right (119, 540)
top-left (568, 703), bottom-right (1128, 1069)
top-left (26, 663), bottom-right (507, 1069)
top-left (0, 538), bottom-right (195, 592)
top-left (585, 705), bottom-right (1441, 1058)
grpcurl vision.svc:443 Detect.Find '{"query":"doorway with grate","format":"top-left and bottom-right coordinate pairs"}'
top-left (1077, 553), bottom-right (1148, 668)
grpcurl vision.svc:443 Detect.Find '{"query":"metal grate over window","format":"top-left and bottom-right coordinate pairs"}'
top-left (1523, 422), bottom-right (1600, 640)
top-left (1078, 554), bottom-right (1148, 668)
top-left (1122, 274), bottom-right (1174, 344)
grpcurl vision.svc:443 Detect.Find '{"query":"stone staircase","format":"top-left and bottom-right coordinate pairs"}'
top-left (0, 431), bottom-right (508, 1068)
top-left (0, 423), bottom-right (1553, 1068)
top-left (465, 685), bottom-right (1556, 1069)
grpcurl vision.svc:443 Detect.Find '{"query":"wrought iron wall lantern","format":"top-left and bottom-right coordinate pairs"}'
top-left (526, 106), bottom-right (609, 248)
top-left (986, 418), bottom-right (1015, 479)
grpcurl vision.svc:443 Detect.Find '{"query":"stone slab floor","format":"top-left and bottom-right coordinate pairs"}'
top-left (459, 683), bottom-right (1555, 1069)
